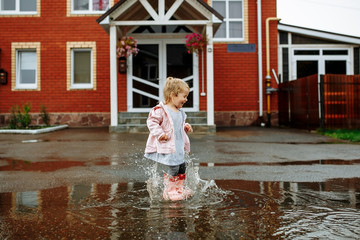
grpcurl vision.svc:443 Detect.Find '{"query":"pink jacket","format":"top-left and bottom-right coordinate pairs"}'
top-left (145, 102), bottom-right (190, 154)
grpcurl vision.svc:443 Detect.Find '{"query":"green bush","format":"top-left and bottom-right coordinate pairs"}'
top-left (9, 105), bottom-right (20, 129)
top-left (40, 105), bottom-right (50, 126)
top-left (20, 103), bottom-right (31, 128)
top-left (8, 103), bottom-right (32, 129)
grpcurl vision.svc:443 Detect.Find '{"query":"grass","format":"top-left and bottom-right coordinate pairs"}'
top-left (0, 125), bottom-right (51, 130)
top-left (320, 129), bottom-right (360, 142)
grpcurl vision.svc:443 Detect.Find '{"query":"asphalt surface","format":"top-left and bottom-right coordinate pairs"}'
top-left (1, 126), bottom-right (360, 239)
top-left (0, 126), bottom-right (359, 193)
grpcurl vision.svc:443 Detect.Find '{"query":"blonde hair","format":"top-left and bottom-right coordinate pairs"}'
top-left (163, 77), bottom-right (190, 104)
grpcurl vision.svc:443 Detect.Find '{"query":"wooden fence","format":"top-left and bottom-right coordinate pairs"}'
top-left (320, 74), bottom-right (360, 129)
top-left (278, 74), bottom-right (319, 129)
top-left (278, 74), bottom-right (360, 130)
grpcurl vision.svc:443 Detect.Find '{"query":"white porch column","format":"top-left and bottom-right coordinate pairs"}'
top-left (110, 24), bottom-right (118, 126)
top-left (206, 23), bottom-right (214, 125)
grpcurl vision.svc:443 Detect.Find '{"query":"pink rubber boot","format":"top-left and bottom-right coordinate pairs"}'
top-left (163, 174), bottom-right (183, 201)
top-left (176, 174), bottom-right (193, 199)
top-left (163, 174), bottom-right (193, 201)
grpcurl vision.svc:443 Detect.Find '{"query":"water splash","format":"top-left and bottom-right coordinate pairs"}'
top-left (144, 155), bottom-right (230, 204)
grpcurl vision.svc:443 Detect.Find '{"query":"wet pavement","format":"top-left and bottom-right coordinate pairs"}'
top-left (0, 127), bottom-right (360, 239)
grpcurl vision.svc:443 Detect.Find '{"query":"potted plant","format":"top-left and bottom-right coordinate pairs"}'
top-left (116, 36), bottom-right (139, 73)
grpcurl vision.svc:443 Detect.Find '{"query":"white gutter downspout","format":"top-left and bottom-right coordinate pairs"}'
top-left (257, 0), bottom-right (263, 119)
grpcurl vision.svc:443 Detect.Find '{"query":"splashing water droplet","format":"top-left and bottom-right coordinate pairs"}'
top-left (144, 155), bottom-right (230, 204)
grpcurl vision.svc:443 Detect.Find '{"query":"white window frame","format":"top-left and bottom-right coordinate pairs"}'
top-left (15, 49), bottom-right (38, 90)
top-left (291, 46), bottom-right (352, 80)
top-left (0, 0), bottom-right (37, 15)
top-left (71, 0), bottom-right (109, 15)
top-left (212, 0), bottom-right (244, 42)
top-left (127, 38), bottom-right (199, 112)
top-left (71, 48), bottom-right (93, 89)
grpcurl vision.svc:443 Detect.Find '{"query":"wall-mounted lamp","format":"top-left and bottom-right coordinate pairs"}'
top-left (0, 49), bottom-right (8, 85)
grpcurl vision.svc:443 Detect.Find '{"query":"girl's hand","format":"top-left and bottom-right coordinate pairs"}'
top-left (159, 134), bottom-right (169, 141)
top-left (185, 123), bottom-right (193, 133)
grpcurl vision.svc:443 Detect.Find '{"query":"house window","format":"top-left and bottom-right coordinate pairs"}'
top-left (0, 0), bottom-right (37, 14)
top-left (17, 50), bottom-right (37, 89)
top-left (12, 42), bottom-right (41, 91)
top-left (72, 49), bottom-right (92, 88)
top-left (72, 0), bottom-right (109, 14)
top-left (213, 0), bottom-right (244, 41)
top-left (67, 42), bottom-right (97, 90)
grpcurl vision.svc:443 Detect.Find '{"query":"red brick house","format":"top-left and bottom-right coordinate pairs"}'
top-left (0, 0), bottom-right (279, 132)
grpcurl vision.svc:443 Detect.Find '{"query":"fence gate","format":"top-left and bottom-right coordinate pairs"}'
top-left (278, 74), bottom-right (360, 130)
top-left (278, 74), bottom-right (319, 130)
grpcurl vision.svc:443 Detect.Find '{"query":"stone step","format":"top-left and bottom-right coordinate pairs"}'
top-left (109, 124), bottom-right (216, 133)
top-left (118, 112), bottom-right (148, 125)
top-left (114, 111), bottom-right (213, 133)
top-left (118, 112), bottom-right (207, 125)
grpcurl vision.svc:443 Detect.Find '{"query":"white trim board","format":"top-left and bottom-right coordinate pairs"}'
top-left (278, 24), bottom-right (360, 45)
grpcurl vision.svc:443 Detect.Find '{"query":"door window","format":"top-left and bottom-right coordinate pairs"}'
top-left (128, 40), bottom-right (198, 111)
top-left (132, 44), bottom-right (160, 108)
top-left (292, 48), bottom-right (351, 80)
top-left (166, 44), bottom-right (194, 108)
top-left (296, 61), bottom-right (318, 79)
top-left (325, 60), bottom-right (346, 74)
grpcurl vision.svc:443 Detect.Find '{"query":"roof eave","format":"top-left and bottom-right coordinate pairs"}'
top-left (97, 0), bottom-right (224, 24)
top-left (278, 23), bottom-right (360, 45)
top-left (96, 0), bottom-right (126, 23)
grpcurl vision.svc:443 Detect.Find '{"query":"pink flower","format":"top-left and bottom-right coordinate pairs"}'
top-left (117, 36), bottom-right (139, 58)
top-left (184, 33), bottom-right (207, 55)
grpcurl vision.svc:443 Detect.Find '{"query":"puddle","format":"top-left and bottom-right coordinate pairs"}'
top-left (0, 158), bottom-right (85, 172)
top-left (197, 159), bottom-right (360, 167)
top-left (0, 156), bottom-right (128, 172)
top-left (1, 156), bottom-right (359, 238)
top-left (0, 177), bottom-right (359, 239)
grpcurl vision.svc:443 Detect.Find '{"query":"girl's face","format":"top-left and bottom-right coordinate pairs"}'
top-left (171, 90), bottom-right (189, 109)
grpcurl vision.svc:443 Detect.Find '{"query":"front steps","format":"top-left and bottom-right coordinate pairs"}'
top-left (109, 112), bottom-right (216, 133)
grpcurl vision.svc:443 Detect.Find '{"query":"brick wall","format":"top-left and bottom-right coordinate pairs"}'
top-left (0, 0), bottom-right (112, 126)
top-left (213, 0), bottom-right (279, 126)
top-left (0, 0), bottom-right (279, 127)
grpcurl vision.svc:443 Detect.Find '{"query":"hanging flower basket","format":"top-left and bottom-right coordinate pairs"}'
top-left (185, 33), bottom-right (207, 55)
top-left (116, 36), bottom-right (139, 58)
top-left (185, 33), bottom-right (208, 96)
top-left (116, 36), bottom-right (139, 73)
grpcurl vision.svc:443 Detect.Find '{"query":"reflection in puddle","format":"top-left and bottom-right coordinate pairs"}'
top-left (1, 178), bottom-right (360, 239)
top-left (197, 159), bottom-right (360, 167)
top-left (0, 158), bottom-right (85, 172)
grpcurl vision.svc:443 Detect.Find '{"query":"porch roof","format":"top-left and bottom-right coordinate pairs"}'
top-left (96, 0), bottom-right (223, 35)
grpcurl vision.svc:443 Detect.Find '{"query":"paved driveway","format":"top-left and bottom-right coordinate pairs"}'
top-left (1, 127), bottom-right (360, 239)
top-left (0, 126), bottom-right (359, 192)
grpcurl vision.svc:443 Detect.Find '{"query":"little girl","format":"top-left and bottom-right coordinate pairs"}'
top-left (144, 77), bottom-right (193, 201)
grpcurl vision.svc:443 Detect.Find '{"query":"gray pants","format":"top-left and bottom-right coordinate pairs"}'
top-left (167, 162), bottom-right (186, 176)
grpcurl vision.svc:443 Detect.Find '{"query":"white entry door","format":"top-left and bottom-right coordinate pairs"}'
top-left (127, 39), bottom-right (199, 112)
